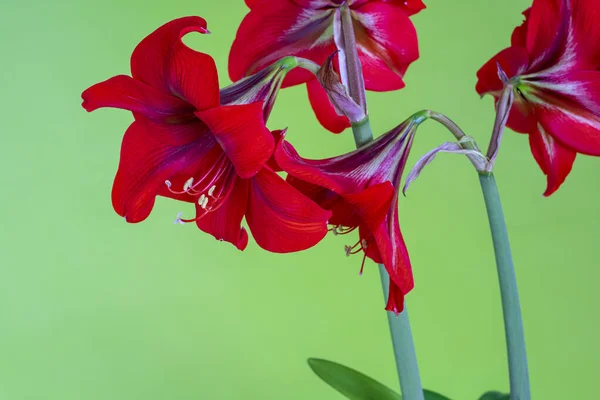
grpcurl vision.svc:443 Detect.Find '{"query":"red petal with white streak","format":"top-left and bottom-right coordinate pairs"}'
top-left (476, 46), bottom-right (530, 96)
top-left (535, 71), bottom-right (600, 156)
top-left (524, 0), bottom-right (564, 69)
top-left (228, 2), bottom-right (336, 87)
top-left (528, 124), bottom-right (577, 196)
top-left (246, 168), bottom-right (332, 253)
top-left (352, 1), bottom-right (419, 91)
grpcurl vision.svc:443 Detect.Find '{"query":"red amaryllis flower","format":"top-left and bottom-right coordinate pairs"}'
top-left (229, 0), bottom-right (424, 133)
top-left (476, 0), bottom-right (600, 195)
top-left (82, 16), bottom-right (331, 252)
top-left (274, 120), bottom-right (419, 313)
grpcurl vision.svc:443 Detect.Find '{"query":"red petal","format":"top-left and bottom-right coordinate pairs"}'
top-left (341, 183), bottom-right (394, 233)
top-left (246, 168), bottom-right (331, 253)
top-left (112, 121), bottom-right (217, 222)
top-left (195, 103), bottom-right (274, 179)
top-left (385, 280), bottom-right (406, 314)
top-left (130, 16), bottom-right (219, 110)
top-left (476, 46), bottom-right (530, 96)
top-left (529, 124), bottom-right (577, 196)
top-left (511, 8), bottom-right (531, 48)
top-left (535, 71), bottom-right (600, 155)
top-left (195, 177), bottom-right (250, 250)
top-left (371, 204), bottom-right (413, 297)
top-left (350, 0), bottom-right (425, 15)
top-left (352, 1), bottom-right (419, 91)
top-left (573, 0), bottom-right (600, 67)
top-left (524, 0), bottom-right (563, 65)
top-left (82, 75), bottom-right (194, 123)
top-left (228, 2), bottom-right (336, 87)
top-left (507, 99), bottom-right (537, 134)
top-left (306, 78), bottom-right (351, 133)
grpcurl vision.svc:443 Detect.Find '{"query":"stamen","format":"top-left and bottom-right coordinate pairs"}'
top-left (344, 245), bottom-right (352, 257)
top-left (174, 212), bottom-right (185, 225)
top-left (183, 177), bottom-right (194, 192)
top-left (359, 252), bottom-right (368, 276)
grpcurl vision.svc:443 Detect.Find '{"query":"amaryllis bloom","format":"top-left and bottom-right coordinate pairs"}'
top-left (476, 0), bottom-right (600, 195)
top-left (82, 16), bottom-right (331, 252)
top-left (274, 120), bottom-right (420, 313)
top-left (229, 0), bottom-right (424, 133)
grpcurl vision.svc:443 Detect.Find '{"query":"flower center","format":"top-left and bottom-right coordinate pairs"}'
top-left (166, 155), bottom-right (237, 224)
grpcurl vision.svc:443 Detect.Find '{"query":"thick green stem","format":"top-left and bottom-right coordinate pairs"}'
top-left (352, 118), bottom-right (424, 400)
top-left (377, 265), bottom-right (423, 400)
top-left (478, 173), bottom-right (530, 400)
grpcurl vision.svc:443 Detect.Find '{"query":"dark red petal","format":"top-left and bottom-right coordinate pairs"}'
top-left (195, 177), bottom-right (250, 250)
top-left (352, 1), bottom-right (419, 91)
top-left (246, 168), bottom-right (332, 253)
top-left (228, 2), bottom-right (335, 87)
top-left (130, 16), bottom-right (219, 110)
top-left (528, 124), bottom-right (577, 196)
top-left (476, 46), bottom-right (530, 96)
top-left (82, 75), bottom-right (194, 123)
top-left (306, 78), bottom-right (351, 133)
top-left (195, 103), bottom-right (274, 179)
top-left (112, 121), bottom-right (217, 222)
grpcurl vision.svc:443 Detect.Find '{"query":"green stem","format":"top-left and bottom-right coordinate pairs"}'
top-left (478, 173), bottom-right (530, 400)
top-left (352, 118), bottom-right (424, 400)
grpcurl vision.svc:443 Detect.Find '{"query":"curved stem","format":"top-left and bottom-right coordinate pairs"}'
top-left (478, 173), bottom-right (530, 400)
top-left (352, 119), bottom-right (424, 400)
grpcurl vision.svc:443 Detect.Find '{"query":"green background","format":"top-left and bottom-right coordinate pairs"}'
top-left (1, 0), bottom-right (598, 399)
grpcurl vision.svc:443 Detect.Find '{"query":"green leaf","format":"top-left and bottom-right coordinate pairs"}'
top-left (423, 389), bottom-right (452, 400)
top-left (307, 358), bottom-right (402, 400)
top-left (478, 391), bottom-right (510, 400)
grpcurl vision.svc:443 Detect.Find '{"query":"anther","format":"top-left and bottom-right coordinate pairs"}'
top-left (208, 185), bottom-right (216, 197)
top-left (344, 245), bottom-right (352, 257)
top-left (183, 177), bottom-right (194, 192)
top-left (174, 212), bottom-right (185, 225)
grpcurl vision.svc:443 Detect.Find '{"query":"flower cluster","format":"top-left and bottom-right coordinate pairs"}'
top-left (477, 0), bottom-right (600, 195)
top-left (82, 12), bottom-right (422, 312)
top-left (83, 0), bottom-right (600, 314)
